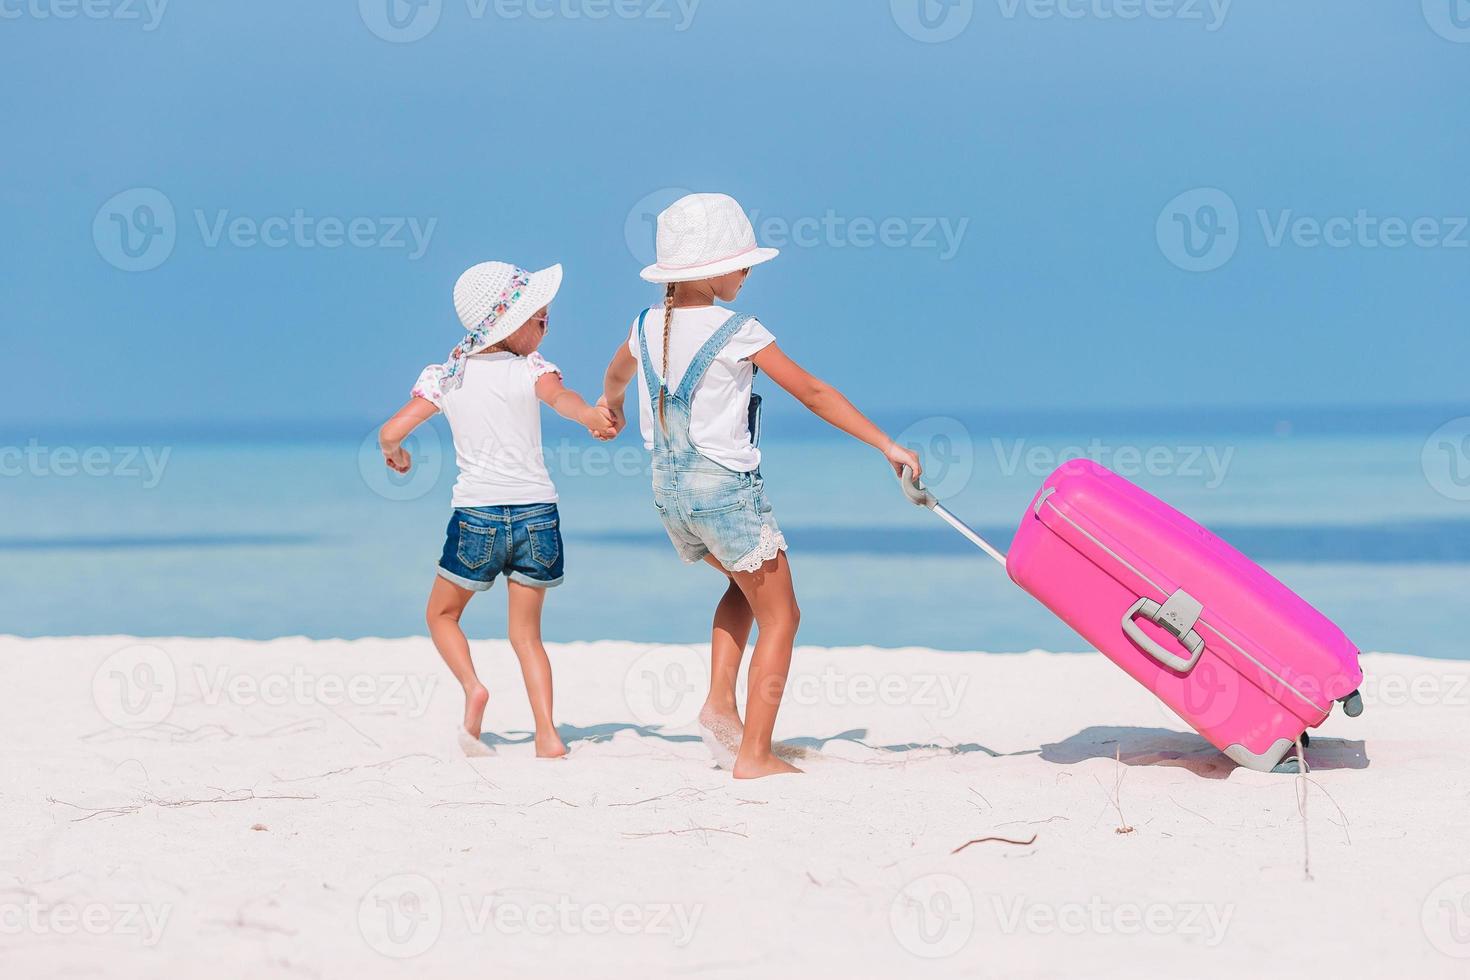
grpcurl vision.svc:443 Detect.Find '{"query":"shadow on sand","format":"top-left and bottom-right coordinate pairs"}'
top-left (480, 722), bottom-right (1369, 777)
top-left (1039, 725), bottom-right (1370, 779)
top-left (479, 724), bottom-right (1007, 756)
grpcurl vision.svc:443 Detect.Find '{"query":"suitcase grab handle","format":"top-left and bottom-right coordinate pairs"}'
top-left (1123, 596), bottom-right (1206, 673)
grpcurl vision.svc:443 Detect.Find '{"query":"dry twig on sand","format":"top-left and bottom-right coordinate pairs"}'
top-left (1295, 734), bottom-right (1313, 881)
top-left (609, 787), bottom-right (713, 807)
top-left (950, 834), bottom-right (1038, 854)
top-left (49, 789), bottom-right (317, 822)
top-left (1095, 746), bottom-right (1134, 834)
top-left (623, 826), bottom-right (749, 840)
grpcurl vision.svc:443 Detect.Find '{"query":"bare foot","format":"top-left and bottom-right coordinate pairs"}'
top-left (463, 684), bottom-right (489, 737)
top-left (457, 728), bottom-right (495, 758)
top-left (733, 752), bottom-right (803, 779)
top-left (698, 704), bottom-right (742, 769)
top-left (535, 729), bottom-right (568, 759)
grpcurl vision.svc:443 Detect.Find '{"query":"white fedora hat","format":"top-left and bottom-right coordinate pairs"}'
top-left (453, 260), bottom-right (563, 354)
top-left (640, 193), bottom-right (780, 284)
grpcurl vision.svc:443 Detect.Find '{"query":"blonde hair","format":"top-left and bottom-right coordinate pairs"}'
top-left (658, 283), bottom-right (675, 432)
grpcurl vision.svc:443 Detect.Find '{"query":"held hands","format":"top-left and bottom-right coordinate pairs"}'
top-left (590, 395), bottom-right (627, 442)
top-left (583, 402), bottom-right (619, 442)
top-left (881, 441), bottom-right (922, 479)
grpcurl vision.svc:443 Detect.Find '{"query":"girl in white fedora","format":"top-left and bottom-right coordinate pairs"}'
top-left (600, 193), bottom-right (923, 779)
top-left (379, 260), bottom-right (615, 757)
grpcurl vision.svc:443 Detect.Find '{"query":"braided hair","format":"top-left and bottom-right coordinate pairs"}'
top-left (658, 283), bottom-right (676, 432)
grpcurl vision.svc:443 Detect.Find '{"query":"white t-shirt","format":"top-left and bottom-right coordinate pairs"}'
top-left (626, 307), bottom-right (776, 472)
top-left (412, 351), bottom-right (560, 508)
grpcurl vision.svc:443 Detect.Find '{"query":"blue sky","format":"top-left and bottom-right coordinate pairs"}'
top-left (3, 0), bottom-right (1466, 427)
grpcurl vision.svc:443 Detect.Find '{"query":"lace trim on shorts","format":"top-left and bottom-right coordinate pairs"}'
top-left (730, 524), bottom-right (788, 574)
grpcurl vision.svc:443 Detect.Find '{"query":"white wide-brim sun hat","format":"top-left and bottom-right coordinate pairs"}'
top-left (453, 261), bottom-right (563, 353)
top-left (640, 192), bottom-right (780, 284)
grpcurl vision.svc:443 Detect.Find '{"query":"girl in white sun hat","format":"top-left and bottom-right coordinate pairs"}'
top-left (379, 261), bottom-right (615, 757)
top-left (600, 193), bottom-right (923, 779)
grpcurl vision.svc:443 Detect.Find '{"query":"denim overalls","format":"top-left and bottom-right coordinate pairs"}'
top-left (637, 310), bottom-right (786, 573)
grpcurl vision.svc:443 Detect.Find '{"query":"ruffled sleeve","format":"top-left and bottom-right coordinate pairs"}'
top-left (526, 351), bottom-right (561, 380)
top-left (411, 364), bottom-right (448, 408)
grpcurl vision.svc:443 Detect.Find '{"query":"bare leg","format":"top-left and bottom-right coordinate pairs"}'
top-left (506, 580), bottom-right (568, 759)
top-left (727, 551), bottom-right (802, 779)
top-left (426, 576), bottom-right (488, 737)
top-left (698, 555), bottom-right (753, 763)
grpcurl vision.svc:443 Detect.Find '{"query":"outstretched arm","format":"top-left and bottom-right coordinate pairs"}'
top-left (601, 344), bottom-right (638, 437)
top-left (750, 343), bottom-right (922, 478)
top-left (379, 397), bottom-right (439, 473)
top-left (536, 373), bottom-right (616, 439)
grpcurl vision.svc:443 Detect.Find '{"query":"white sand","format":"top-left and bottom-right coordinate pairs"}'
top-left (5, 635), bottom-right (1469, 978)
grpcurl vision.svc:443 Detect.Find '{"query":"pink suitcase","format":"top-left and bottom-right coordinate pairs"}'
top-left (902, 459), bottom-right (1364, 772)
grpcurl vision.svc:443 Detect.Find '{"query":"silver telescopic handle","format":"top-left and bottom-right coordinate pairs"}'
top-left (899, 466), bottom-right (1008, 567)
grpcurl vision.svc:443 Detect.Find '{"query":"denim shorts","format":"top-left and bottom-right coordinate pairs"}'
top-left (652, 456), bottom-right (786, 574)
top-left (437, 503), bottom-right (565, 592)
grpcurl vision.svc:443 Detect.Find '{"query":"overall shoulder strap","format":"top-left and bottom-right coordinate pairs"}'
top-left (673, 311), bottom-right (755, 404)
top-left (635, 308), bottom-right (662, 404)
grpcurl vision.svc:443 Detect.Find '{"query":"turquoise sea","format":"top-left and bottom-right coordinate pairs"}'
top-left (4, 406), bottom-right (1468, 659)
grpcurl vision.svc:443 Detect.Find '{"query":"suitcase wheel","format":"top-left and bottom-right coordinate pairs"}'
top-left (1340, 690), bottom-right (1364, 718)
